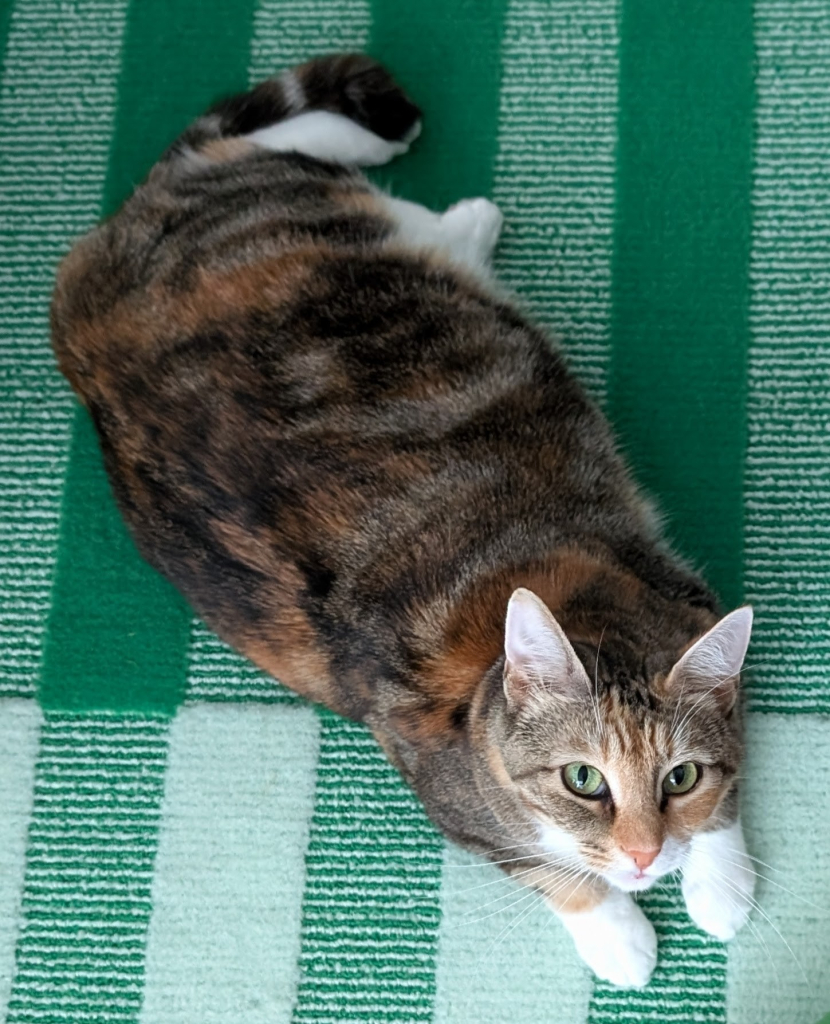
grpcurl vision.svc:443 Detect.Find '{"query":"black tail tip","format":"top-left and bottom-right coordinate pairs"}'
top-left (296, 53), bottom-right (422, 143)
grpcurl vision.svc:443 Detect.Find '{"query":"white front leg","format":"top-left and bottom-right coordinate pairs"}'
top-left (682, 818), bottom-right (755, 940)
top-left (557, 888), bottom-right (658, 988)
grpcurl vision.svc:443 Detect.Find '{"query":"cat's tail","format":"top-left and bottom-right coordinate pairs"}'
top-left (171, 53), bottom-right (423, 168)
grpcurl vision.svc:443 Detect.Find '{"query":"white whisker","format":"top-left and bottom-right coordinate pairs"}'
top-left (704, 861), bottom-right (810, 987)
top-left (716, 856), bottom-right (823, 911)
top-left (703, 874), bottom-right (779, 980)
top-left (592, 626), bottom-right (607, 739)
top-left (451, 862), bottom-right (587, 928)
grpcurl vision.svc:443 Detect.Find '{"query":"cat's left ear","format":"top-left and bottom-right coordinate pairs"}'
top-left (664, 607), bottom-right (753, 712)
top-left (503, 588), bottom-right (592, 708)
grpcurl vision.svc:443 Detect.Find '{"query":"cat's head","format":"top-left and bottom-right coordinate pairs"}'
top-left (491, 588), bottom-right (752, 893)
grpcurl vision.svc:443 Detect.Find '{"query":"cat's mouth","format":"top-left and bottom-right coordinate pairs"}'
top-left (600, 839), bottom-right (687, 893)
top-left (609, 867), bottom-right (661, 893)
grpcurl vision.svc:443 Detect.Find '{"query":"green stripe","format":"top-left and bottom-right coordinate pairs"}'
top-left (40, 413), bottom-right (191, 712)
top-left (291, 713), bottom-right (444, 1023)
top-left (591, 0), bottom-right (756, 1018)
top-left (287, 4), bottom-right (510, 1020)
top-left (0, 0), bottom-right (128, 702)
top-left (368, 0), bottom-right (509, 208)
top-left (590, 881), bottom-right (727, 1024)
top-left (742, 0), bottom-right (830, 715)
top-left (103, 0), bottom-right (257, 216)
top-left (607, 0), bottom-right (755, 611)
top-left (39, 0), bottom-right (259, 713)
top-left (7, 714), bottom-right (169, 1023)
top-left (0, 0), bottom-right (14, 83)
top-left (490, 0), bottom-right (619, 402)
top-left (185, 618), bottom-right (302, 704)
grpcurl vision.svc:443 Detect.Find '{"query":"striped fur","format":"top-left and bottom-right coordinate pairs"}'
top-left (50, 54), bottom-right (751, 985)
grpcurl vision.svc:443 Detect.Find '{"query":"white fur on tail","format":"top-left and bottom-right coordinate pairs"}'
top-left (246, 110), bottom-right (415, 166)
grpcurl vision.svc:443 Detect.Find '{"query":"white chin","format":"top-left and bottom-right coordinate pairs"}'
top-left (608, 872), bottom-right (659, 893)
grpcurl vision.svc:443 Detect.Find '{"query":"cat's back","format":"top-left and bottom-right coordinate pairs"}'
top-left (48, 55), bottom-right (644, 721)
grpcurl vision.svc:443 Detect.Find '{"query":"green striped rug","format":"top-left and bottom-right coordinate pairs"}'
top-left (1, 0), bottom-right (829, 1021)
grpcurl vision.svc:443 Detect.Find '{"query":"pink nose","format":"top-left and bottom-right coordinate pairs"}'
top-left (626, 847), bottom-right (660, 870)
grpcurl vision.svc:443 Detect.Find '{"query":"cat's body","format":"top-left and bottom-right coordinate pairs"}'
top-left (51, 55), bottom-right (756, 987)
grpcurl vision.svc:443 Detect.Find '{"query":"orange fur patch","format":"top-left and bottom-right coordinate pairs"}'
top-left (55, 249), bottom-right (323, 398)
top-left (197, 137), bottom-right (257, 163)
top-left (417, 549), bottom-right (612, 709)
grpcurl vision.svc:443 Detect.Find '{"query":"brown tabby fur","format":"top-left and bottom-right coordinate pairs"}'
top-left (51, 55), bottom-right (743, 914)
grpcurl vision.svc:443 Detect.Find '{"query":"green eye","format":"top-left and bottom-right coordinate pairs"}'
top-left (563, 763), bottom-right (607, 798)
top-left (663, 762), bottom-right (700, 795)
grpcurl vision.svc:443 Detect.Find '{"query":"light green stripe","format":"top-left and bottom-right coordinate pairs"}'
top-left (743, 0), bottom-right (830, 715)
top-left (433, 844), bottom-right (591, 1024)
top-left (0, 0), bottom-right (129, 700)
top-left (291, 713), bottom-right (444, 1024)
top-left (727, 714), bottom-right (830, 1022)
top-left (140, 705), bottom-right (320, 1024)
top-left (0, 700), bottom-right (42, 1020)
top-left (491, 0), bottom-right (619, 402)
top-left (248, 0), bottom-right (371, 82)
top-left (6, 714), bottom-right (169, 1023)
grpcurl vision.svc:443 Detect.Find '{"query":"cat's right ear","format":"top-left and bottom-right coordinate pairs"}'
top-left (503, 588), bottom-right (592, 709)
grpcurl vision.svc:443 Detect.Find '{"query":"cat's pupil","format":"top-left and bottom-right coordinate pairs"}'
top-left (672, 767), bottom-right (684, 785)
top-left (577, 765), bottom-right (588, 787)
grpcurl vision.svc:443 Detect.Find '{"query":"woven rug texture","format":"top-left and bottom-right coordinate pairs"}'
top-left (1, 0), bottom-right (829, 1021)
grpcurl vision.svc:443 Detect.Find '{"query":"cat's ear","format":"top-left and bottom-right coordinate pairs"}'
top-left (503, 588), bottom-right (591, 708)
top-left (664, 606), bottom-right (753, 713)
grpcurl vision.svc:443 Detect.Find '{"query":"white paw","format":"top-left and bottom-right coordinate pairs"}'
top-left (683, 855), bottom-right (755, 940)
top-left (560, 890), bottom-right (657, 989)
top-left (682, 821), bottom-right (756, 940)
top-left (440, 197), bottom-right (503, 264)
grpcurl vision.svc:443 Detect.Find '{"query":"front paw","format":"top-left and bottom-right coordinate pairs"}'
top-left (560, 891), bottom-right (657, 988)
top-left (682, 821), bottom-right (756, 941)
top-left (682, 858), bottom-right (755, 940)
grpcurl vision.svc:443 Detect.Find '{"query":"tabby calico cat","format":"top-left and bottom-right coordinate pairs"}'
top-left (51, 54), bottom-right (756, 987)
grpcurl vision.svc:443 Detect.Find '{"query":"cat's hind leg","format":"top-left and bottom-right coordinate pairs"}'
top-left (382, 195), bottom-right (504, 275)
top-left (439, 197), bottom-right (504, 269)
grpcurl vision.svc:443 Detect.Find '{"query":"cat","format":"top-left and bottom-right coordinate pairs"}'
top-left (51, 54), bottom-right (756, 988)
